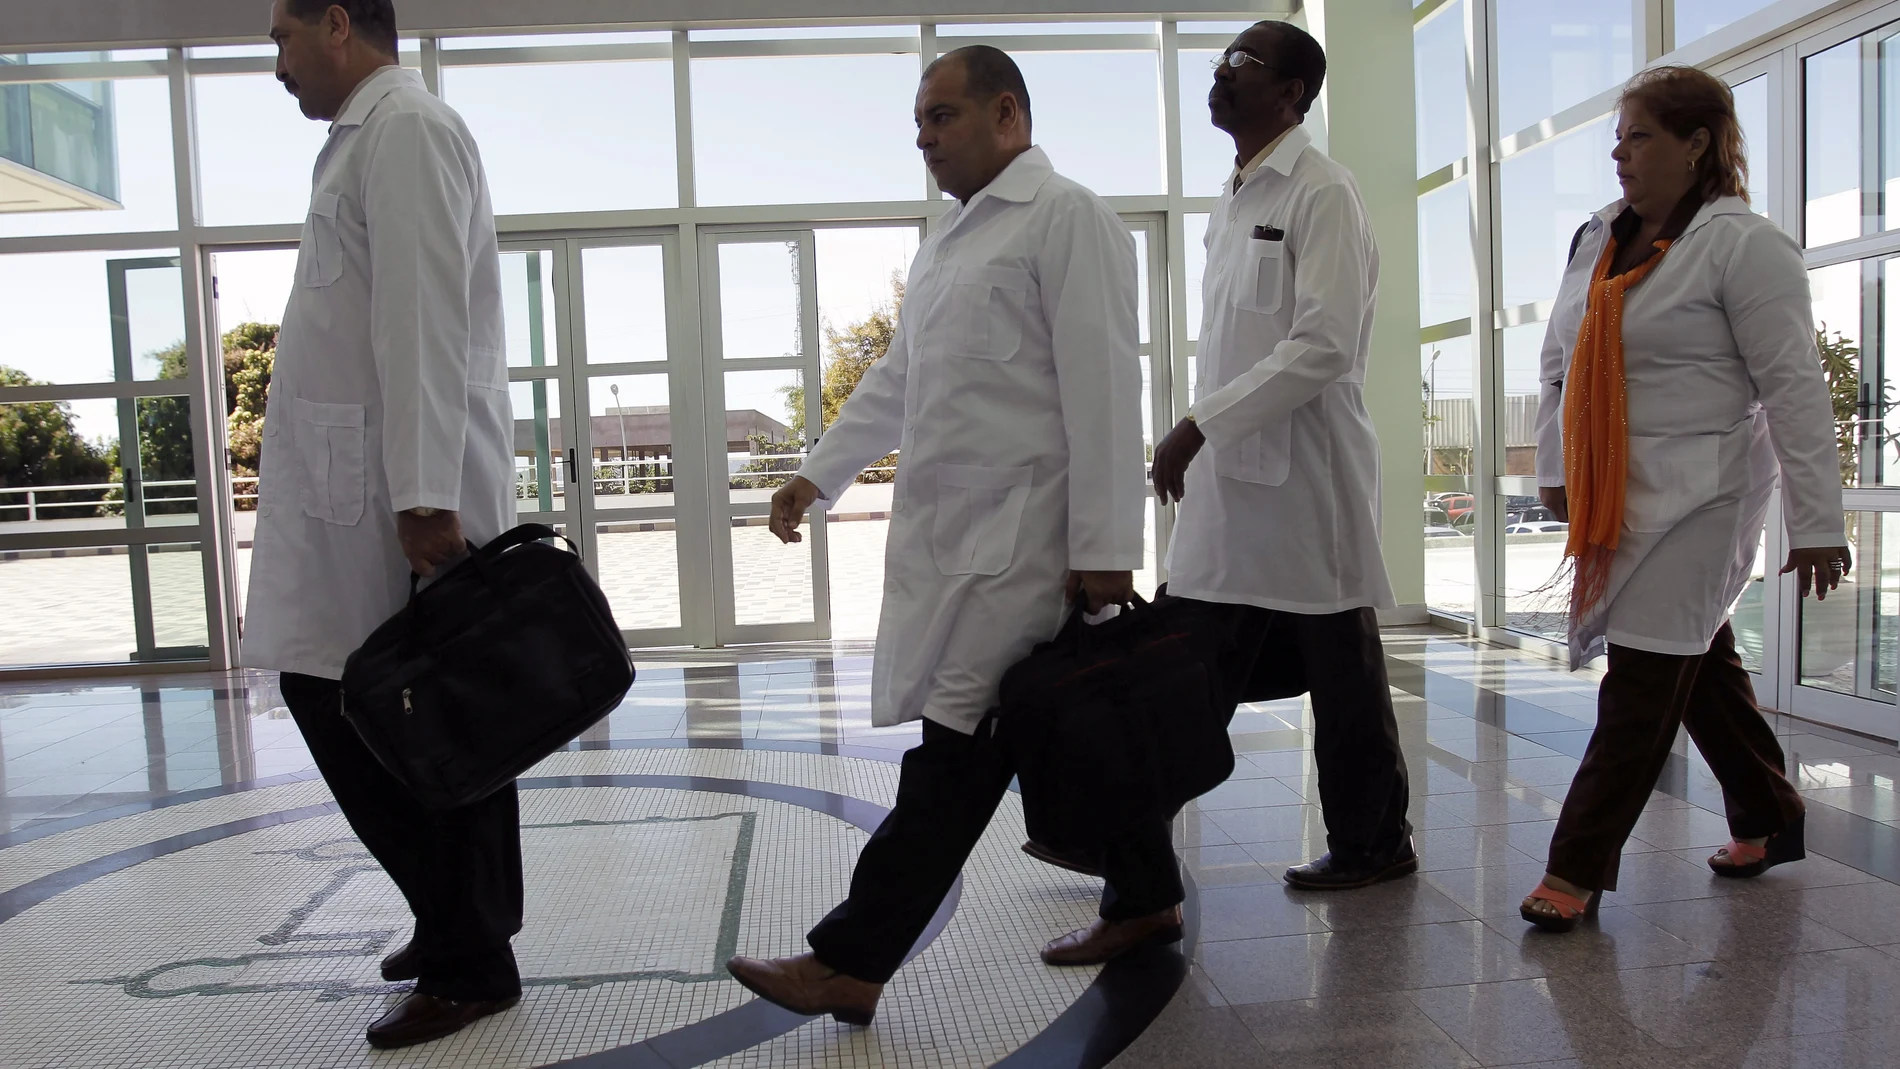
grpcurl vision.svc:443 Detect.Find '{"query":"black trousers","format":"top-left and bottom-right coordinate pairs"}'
top-left (1173, 595), bottom-right (1413, 865)
top-left (808, 717), bottom-right (1184, 984)
top-left (280, 672), bottom-right (524, 1001)
top-left (1547, 623), bottom-right (1805, 891)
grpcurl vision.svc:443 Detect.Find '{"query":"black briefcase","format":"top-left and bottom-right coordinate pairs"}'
top-left (340, 523), bottom-right (635, 810)
top-left (997, 595), bottom-right (1231, 853)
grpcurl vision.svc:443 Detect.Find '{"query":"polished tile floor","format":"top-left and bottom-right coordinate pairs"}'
top-left (4, 628), bottom-right (1900, 1067)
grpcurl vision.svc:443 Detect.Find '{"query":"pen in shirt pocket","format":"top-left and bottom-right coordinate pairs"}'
top-left (1252, 224), bottom-right (1286, 241)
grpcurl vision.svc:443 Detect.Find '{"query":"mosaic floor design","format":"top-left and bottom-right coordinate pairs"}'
top-left (0, 747), bottom-right (1133, 1069)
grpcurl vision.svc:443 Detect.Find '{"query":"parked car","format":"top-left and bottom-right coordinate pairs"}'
top-left (1424, 504), bottom-right (1451, 528)
top-left (1506, 504), bottom-right (1556, 525)
top-left (1423, 526), bottom-right (1464, 539)
top-left (1504, 521), bottom-right (1569, 535)
top-left (1433, 493), bottom-right (1476, 525)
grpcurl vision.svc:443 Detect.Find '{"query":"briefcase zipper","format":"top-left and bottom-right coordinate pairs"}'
top-left (402, 688), bottom-right (414, 715)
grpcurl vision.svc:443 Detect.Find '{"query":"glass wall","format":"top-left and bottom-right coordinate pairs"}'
top-left (0, 18), bottom-right (1252, 670)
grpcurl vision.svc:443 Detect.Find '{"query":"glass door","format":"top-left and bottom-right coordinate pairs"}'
top-left (501, 234), bottom-right (701, 649)
top-left (699, 228), bottom-right (830, 643)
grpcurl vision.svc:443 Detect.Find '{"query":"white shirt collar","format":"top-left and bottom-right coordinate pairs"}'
top-left (329, 65), bottom-right (417, 133)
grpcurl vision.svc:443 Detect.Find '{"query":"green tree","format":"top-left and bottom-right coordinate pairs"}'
top-left (769, 272), bottom-right (905, 485)
top-left (1817, 326), bottom-right (1868, 489)
top-left (130, 323), bottom-right (278, 510)
top-left (0, 366), bottom-right (114, 520)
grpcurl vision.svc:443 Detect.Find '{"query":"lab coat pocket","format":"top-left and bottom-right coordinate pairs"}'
top-left (1235, 239), bottom-right (1286, 315)
top-left (294, 398), bottom-right (367, 527)
top-left (948, 264), bottom-right (1029, 360)
top-left (932, 463), bottom-right (1034, 576)
top-left (1220, 423), bottom-right (1292, 486)
top-left (304, 191), bottom-right (344, 288)
top-left (1624, 433), bottom-right (1720, 533)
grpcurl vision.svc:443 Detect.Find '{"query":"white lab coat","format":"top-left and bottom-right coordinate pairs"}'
top-left (243, 67), bottom-right (513, 679)
top-left (1536, 197), bottom-right (1846, 668)
top-left (798, 147), bottom-right (1147, 735)
top-left (1166, 124), bottom-right (1395, 614)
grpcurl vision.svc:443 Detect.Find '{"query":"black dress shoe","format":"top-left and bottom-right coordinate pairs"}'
top-left (380, 939), bottom-right (420, 983)
top-left (365, 992), bottom-right (519, 1049)
top-left (1284, 839), bottom-right (1419, 891)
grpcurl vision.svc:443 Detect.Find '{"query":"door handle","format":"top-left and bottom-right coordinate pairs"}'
top-left (567, 448), bottom-right (578, 477)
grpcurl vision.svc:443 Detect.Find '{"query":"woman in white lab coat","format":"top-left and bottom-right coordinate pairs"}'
top-left (1518, 67), bottom-right (1851, 932)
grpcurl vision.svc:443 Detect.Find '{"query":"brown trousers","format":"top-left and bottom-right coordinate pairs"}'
top-left (1546, 623), bottom-right (1805, 892)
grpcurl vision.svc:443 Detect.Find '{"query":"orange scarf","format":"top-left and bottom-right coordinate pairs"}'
top-left (1561, 235), bottom-right (1673, 624)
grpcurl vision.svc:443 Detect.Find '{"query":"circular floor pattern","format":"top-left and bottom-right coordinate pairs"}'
top-left (0, 745), bottom-right (1188, 1069)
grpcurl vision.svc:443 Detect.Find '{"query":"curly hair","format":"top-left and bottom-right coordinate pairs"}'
top-left (1619, 65), bottom-right (1750, 204)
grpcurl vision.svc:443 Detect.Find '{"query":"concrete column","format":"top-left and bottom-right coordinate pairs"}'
top-left (1302, 0), bottom-right (1427, 620)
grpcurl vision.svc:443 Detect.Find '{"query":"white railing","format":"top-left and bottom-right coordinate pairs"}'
top-left (512, 454), bottom-right (900, 501)
top-left (0, 476), bottom-right (259, 521)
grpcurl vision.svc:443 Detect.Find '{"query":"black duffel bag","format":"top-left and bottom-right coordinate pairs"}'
top-left (997, 594), bottom-right (1230, 853)
top-left (340, 523), bottom-right (635, 810)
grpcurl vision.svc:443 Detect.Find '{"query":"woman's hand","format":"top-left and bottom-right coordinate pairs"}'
top-left (1539, 485), bottom-right (1568, 523)
top-left (1783, 546), bottom-right (1853, 601)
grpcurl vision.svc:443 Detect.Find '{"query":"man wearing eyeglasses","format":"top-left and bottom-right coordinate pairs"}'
top-left (1148, 21), bottom-right (1415, 890)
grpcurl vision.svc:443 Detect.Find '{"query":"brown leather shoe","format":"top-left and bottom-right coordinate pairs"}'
top-left (380, 939), bottom-right (420, 982)
top-left (1040, 905), bottom-right (1184, 966)
top-left (725, 953), bottom-right (883, 1026)
top-left (365, 992), bottom-right (519, 1049)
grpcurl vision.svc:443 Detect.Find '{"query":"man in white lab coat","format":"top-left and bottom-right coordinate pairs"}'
top-left (242, 1), bottom-right (520, 1049)
top-left (1149, 21), bottom-right (1415, 889)
top-left (725, 47), bottom-right (1159, 1024)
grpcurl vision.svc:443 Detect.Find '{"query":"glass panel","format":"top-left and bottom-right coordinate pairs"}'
top-left (1503, 492), bottom-right (1568, 640)
top-left (508, 378), bottom-right (565, 515)
top-left (1414, 0), bottom-right (1466, 178)
top-left (1806, 39), bottom-right (1862, 248)
top-left (1799, 512), bottom-right (1899, 704)
top-left (442, 32), bottom-right (671, 48)
top-left (581, 245), bottom-right (669, 365)
top-left (692, 55), bottom-right (920, 205)
top-left (1012, 51), bottom-right (1164, 197)
top-left (1732, 74), bottom-right (1770, 218)
top-left (149, 542), bottom-right (209, 649)
top-left (501, 248), bottom-right (559, 368)
top-left (132, 394), bottom-right (199, 520)
top-left (596, 524), bottom-right (682, 631)
top-left (1494, 3), bottom-right (1633, 140)
top-left (1885, 33), bottom-right (1900, 233)
top-left (1810, 260), bottom-right (1862, 488)
top-left (208, 249), bottom-right (292, 566)
top-left (0, 394), bottom-right (196, 530)
top-left (0, 249), bottom-right (178, 384)
top-left (1424, 337), bottom-right (1475, 618)
top-left (1419, 178), bottom-right (1472, 327)
top-left (1499, 322), bottom-right (1544, 476)
top-left (718, 241), bottom-right (803, 362)
top-left (1673, 0), bottom-right (1778, 47)
top-left (194, 73), bottom-right (333, 227)
top-left (1179, 50), bottom-right (1233, 197)
top-left (588, 374), bottom-right (674, 508)
top-left (731, 521), bottom-right (815, 627)
top-left (125, 261), bottom-right (187, 382)
top-left (443, 61), bottom-right (678, 214)
top-left (1185, 212), bottom-right (1211, 343)
top-left (937, 22), bottom-right (1156, 36)
top-left (725, 368), bottom-right (804, 496)
top-left (692, 26), bottom-right (916, 41)
top-left (1498, 115), bottom-right (1619, 310)
top-left (0, 77), bottom-right (175, 237)
top-left (0, 553), bottom-right (135, 666)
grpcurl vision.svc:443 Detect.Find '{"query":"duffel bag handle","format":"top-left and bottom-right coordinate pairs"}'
top-left (1055, 590), bottom-right (1150, 651)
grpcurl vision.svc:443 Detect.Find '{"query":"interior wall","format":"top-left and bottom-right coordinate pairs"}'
top-left (0, 1), bottom-right (1294, 49)
top-left (1306, 0), bottom-right (1426, 618)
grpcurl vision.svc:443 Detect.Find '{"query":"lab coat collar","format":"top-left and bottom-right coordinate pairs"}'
top-left (1260, 123), bottom-right (1312, 177)
top-left (330, 65), bottom-right (418, 131)
top-left (969, 145), bottom-right (1054, 206)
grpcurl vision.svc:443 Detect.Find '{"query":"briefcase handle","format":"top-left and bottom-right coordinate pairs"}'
top-left (1054, 591), bottom-right (1150, 651)
top-left (406, 523), bottom-right (581, 599)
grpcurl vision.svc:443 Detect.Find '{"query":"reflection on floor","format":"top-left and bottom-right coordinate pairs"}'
top-left (5, 628), bottom-right (1900, 1066)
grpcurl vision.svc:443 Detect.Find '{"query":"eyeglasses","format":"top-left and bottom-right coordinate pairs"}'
top-left (1212, 50), bottom-right (1271, 71)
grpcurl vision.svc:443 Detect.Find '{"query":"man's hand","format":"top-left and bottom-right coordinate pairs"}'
top-left (1067, 570), bottom-right (1135, 613)
top-left (769, 476), bottom-right (822, 545)
top-left (397, 509), bottom-right (464, 578)
top-left (1783, 545), bottom-right (1854, 601)
top-left (1539, 485), bottom-right (1569, 523)
top-left (1152, 417), bottom-right (1206, 504)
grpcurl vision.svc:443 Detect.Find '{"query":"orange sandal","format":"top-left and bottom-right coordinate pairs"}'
top-left (1520, 882), bottom-right (1597, 933)
top-left (1708, 812), bottom-right (1805, 879)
